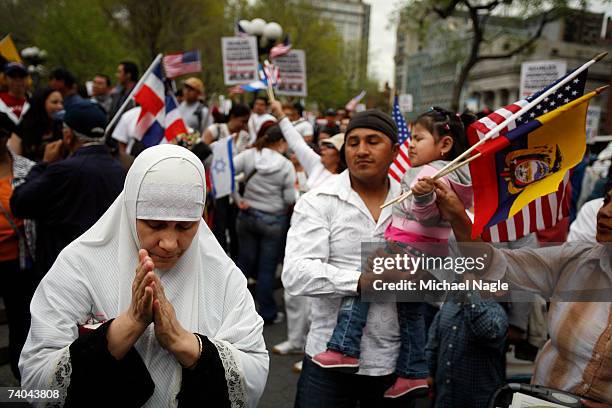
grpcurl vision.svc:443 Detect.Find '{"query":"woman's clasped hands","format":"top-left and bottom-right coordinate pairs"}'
top-left (108, 249), bottom-right (201, 368)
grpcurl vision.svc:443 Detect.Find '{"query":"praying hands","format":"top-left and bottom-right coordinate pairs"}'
top-left (107, 249), bottom-right (201, 367)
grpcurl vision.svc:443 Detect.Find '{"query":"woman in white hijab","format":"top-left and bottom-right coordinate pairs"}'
top-left (19, 144), bottom-right (268, 407)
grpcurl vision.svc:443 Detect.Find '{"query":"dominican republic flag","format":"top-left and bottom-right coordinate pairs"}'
top-left (269, 35), bottom-right (292, 59)
top-left (162, 50), bottom-right (202, 79)
top-left (134, 60), bottom-right (188, 147)
top-left (466, 67), bottom-right (587, 242)
top-left (389, 95), bottom-right (411, 182)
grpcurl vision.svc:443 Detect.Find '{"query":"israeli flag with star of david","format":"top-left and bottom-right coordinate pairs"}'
top-left (210, 135), bottom-right (235, 199)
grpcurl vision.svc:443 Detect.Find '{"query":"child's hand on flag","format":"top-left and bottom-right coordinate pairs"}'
top-left (411, 177), bottom-right (435, 197)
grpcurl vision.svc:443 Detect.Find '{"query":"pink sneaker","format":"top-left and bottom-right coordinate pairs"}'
top-left (311, 350), bottom-right (359, 373)
top-left (384, 377), bottom-right (429, 399)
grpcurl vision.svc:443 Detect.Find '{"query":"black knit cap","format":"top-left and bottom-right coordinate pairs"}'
top-left (345, 109), bottom-right (398, 144)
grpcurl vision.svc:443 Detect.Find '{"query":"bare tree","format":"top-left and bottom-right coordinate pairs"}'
top-left (402, 0), bottom-right (571, 111)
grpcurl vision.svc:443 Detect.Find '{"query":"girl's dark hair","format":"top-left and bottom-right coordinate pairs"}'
top-left (16, 87), bottom-right (63, 161)
top-left (227, 103), bottom-right (250, 121)
top-left (415, 106), bottom-right (470, 161)
top-left (253, 121), bottom-right (284, 151)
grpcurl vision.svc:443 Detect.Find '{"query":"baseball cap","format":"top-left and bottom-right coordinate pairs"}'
top-left (183, 77), bottom-right (204, 94)
top-left (63, 101), bottom-right (107, 138)
top-left (4, 62), bottom-right (28, 78)
top-left (319, 133), bottom-right (345, 152)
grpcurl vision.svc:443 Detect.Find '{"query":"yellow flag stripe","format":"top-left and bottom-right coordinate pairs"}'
top-left (507, 91), bottom-right (596, 217)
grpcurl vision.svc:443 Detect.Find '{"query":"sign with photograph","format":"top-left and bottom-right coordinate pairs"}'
top-left (272, 49), bottom-right (307, 97)
top-left (520, 60), bottom-right (567, 98)
top-left (221, 36), bottom-right (259, 85)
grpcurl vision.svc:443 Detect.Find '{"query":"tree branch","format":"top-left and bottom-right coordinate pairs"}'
top-left (477, 11), bottom-right (552, 61)
top-left (473, 0), bottom-right (501, 11)
top-left (433, 0), bottom-right (462, 19)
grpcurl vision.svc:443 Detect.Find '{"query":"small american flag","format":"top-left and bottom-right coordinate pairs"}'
top-left (389, 95), bottom-right (411, 182)
top-left (468, 69), bottom-right (588, 242)
top-left (269, 35), bottom-right (292, 59)
top-left (235, 21), bottom-right (249, 37)
top-left (263, 61), bottom-right (280, 86)
top-left (162, 50), bottom-right (201, 79)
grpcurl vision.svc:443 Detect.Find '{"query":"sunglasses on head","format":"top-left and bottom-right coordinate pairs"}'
top-left (428, 106), bottom-right (452, 131)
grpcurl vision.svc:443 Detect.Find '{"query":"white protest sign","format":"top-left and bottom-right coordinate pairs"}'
top-left (272, 49), bottom-right (307, 97)
top-left (586, 105), bottom-right (601, 144)
top-left (399, 94), bottom-right (413, 112)
top-left (221, 36), bottom-right (259, 85)
top-left (520, 60), bottom-right (567, 98)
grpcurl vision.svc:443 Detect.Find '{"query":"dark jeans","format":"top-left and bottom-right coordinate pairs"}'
top-left (295, 356), bottom-right (416, 408)
top-left (212, 196), bottom-right (239, 260)
top-left (327, 297), bottom-right (428, 378)
top-left (236, 208), bottom-right (288, 322)
top-left (0, 259), bottom-right (34, 380)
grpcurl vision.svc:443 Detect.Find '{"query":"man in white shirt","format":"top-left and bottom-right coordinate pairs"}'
top-left (248, 96), bottom-right (275, 143)
top-left (568, 197), bottom-right (604, 243)
top-left (282, 110), bottom-right (405, 406)
top-left (111, 106), bottom-right (141, 155)
top-left (178, 77), bottom-right (212, 134)
top-left (282, 102), bottom-right (314, 143)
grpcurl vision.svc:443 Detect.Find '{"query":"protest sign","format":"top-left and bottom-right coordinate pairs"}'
top-left (221, 36), bottom-right (259, 85)
top-left (272, 49), bottom-right (307, 97)
top-left (398, 94), bottom-right (413, 112)
top-left (586, 105), bottom-right (601, 144)
top-left (520, 60), bottom-right (566, 98)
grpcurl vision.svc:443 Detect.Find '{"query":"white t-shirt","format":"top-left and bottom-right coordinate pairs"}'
top-left (568, 197), bottom-right (603, 243)
top-left (179, 101), bottom-right (212, 134)
top-left (206, 123), bottom-right (249, 156)
top-left (248, 113), bottom-right (275, 143)
top-left (111, 106), bottom-right (141, 155)
top-left (292, 118), bottom-right (314, 139)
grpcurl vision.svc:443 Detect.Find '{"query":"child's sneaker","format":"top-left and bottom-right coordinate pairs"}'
top-left (383, 378), bottom-right (429, 399)
top-left (311, 350), bottom-right (359, 373)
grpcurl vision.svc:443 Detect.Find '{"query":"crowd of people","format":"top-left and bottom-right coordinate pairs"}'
top-left (0, 56), bottom-right (610, 408)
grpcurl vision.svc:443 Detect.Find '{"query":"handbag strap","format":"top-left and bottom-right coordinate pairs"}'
top-left (0, 199), bottom-right (20, 236)
top-left (243, 168), bottom-right (258, 186)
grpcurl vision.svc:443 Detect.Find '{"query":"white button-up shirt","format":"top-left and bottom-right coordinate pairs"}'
top-left (282, 170), bottom-right (401, 376)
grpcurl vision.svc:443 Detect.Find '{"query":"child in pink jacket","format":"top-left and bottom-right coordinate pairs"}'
top-left (313, 107), bottom-right (473, 400)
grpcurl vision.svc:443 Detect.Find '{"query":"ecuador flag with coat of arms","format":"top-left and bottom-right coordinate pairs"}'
top-left (469, 89), bottom-right (601, 239)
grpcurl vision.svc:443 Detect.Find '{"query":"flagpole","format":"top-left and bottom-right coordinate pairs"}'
top-left (381, 51), bottom-right (608, 209)
top-left (105, 53), bottom-right (163, 136)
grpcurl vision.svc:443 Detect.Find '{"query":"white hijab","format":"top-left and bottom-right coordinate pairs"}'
top-left (20, 144), bottom-right (268, 407)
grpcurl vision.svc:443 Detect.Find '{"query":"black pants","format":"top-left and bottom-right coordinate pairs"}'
top-left (212, 196), bottom-right (239, 260)
top-left (295, 356), bottom-right (417, 408)
top-left (0, 259), bottom-right (34, 380)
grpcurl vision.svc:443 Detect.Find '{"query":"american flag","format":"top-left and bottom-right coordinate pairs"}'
top-left (345, 90), bottom-right (366, 112)
top-left (134, 60), bottom-right (188, 147)
top-left (263, 61), bottom-right (280, 86)
top-left (468, 69), bottom-right (587, 242)
top-left (269, 35), bottom-right (292, 59)
top-left (235, 21), bottom-right (249, 37)
top-left (162, 50), bottom-right (201, 79)
top-left (389, 95), bottom-right (411, 182)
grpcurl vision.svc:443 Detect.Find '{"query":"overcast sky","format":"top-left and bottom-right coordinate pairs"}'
top-left (365, 0), bottom-right (612, 88)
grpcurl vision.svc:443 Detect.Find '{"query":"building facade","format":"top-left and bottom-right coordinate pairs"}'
top-left (310, 0), bottom-right (370, 87)
top-left (395, 8), bottom-right (612, 134)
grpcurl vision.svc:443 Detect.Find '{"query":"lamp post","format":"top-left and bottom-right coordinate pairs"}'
top-left (238, 18), bottom-right (283, 60)
top-left (21, 46), bottom-right (47, 91)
